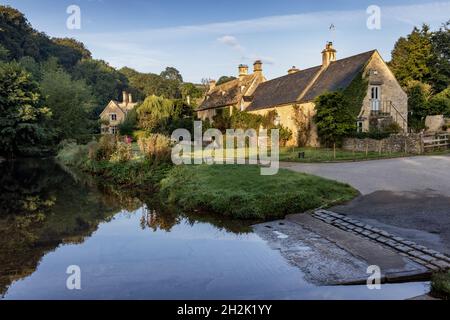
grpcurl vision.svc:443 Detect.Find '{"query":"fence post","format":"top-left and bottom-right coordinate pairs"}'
top-left (365, 140), bottom-right (369, 157)
top-left (420, 133), bottom-right (424, 154)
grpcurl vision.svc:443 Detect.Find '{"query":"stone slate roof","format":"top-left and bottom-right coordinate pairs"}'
top-left (247, 50), bottom-right (376, 111)
top-left (197, 74), bottom-right (257, 111)
top-left (246, 66), bottom-right (322, 111)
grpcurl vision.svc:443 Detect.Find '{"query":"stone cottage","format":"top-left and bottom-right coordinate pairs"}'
top-left (197, 43), bottom-right (408, 146)
top-left (197, 61), bottom-right (266, 121)
top-left (100, 91), bottom-right (137, 134)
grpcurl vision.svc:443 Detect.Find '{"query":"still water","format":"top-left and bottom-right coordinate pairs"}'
top-left (0, 159), bottom-right (429, 299)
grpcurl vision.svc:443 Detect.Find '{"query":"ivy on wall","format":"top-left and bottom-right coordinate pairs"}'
top-left (341, 71), bottom-right (369, 118)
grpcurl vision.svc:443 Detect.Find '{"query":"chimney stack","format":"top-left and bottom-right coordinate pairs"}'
top-left (288, 66), bottom-right (300, 74)
top-left (238, 64), bottom-right (248, 80)
top-left (208, 80), bottom-right (216, 92)
top-left (122, 91), bottom-right (129, 105)
top-left (128, 93), bottom-right (133, 104)
top-left (321, 42), bottom-right (336, 68)
top-left (253, 60), bottom-right (263, 73)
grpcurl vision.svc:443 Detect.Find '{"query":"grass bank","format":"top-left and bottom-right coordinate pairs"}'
top-left (160, 164), bottom-right (357, 219)
top-left (431, 271), bottom-right (450, 300)
top-left (57, 142), bottom-right (358, 220)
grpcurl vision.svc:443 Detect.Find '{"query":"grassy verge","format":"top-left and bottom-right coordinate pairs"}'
top-left (160, 164), bottom-right (357, 219)
top-left (57, 142), bottom-right (358, 220)
top-left (279, 147), bottom-right (450, 163)
top-left (431, 271), bottom-right (450, 300)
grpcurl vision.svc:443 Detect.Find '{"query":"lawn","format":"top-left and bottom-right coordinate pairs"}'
top-left (431, 271), bottom-right (450, 300)
top-left (278, 147), bottom-right (409, 162)
top-left (160, 164), bottom-right (358, 220)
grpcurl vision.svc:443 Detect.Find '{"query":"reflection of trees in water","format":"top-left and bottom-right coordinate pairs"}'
top-left (140, 205), bottom-right (180, 232)
top-left (0, 159), bottom-right (126, 296)
top-left (0, 159), bottom-right (255, 297)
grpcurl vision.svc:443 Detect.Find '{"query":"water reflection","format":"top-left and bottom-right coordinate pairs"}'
top-left (0, 159), bottom-right (429, 300)
top-left (0, 159), bottom-right (252, 297)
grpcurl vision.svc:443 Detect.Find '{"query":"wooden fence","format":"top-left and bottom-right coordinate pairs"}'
top-left (422, 132), bottom-right (450, 152)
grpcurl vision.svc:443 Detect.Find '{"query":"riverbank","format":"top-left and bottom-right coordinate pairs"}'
top-left (57, 142), bottom-right (357, 220)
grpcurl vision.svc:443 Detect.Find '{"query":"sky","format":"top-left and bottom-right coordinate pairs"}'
top-left (2, 0), bottom-right (450, 82)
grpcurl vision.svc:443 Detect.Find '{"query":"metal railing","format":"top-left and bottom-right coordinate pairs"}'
top-left (370, 100), bottom-right (408, 131)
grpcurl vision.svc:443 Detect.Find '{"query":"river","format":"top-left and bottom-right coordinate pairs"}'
top-left (0, 159), bottom-right (429, 299)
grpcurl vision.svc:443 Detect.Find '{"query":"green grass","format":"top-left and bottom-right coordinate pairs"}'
top-left (431, 271), bottom-right (450, 300)
top-left (279, 147), bottom-right (450, 163)
top-left (160, 164), bottom-right (358, 220)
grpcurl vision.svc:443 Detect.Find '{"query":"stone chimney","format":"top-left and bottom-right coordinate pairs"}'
top-left (321, 42), bottom-right (337, 68)
top-left (288, 66), bottom-right (300, 74)
top-left (253, 60), bottom-right (263, 73)
top-left (122, 91), bottom-right (129, 105)
top-left (128, 93), bottom-right (133, 104)
top-left (238, 64), bottom-right (248, 80)
top-left (208, 80), bottom-right (216, 92)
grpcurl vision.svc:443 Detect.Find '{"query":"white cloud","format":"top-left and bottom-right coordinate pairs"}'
top-left (62, 1), bottom-right (450, 80)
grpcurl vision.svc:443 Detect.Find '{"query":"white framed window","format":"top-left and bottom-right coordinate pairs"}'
top-left (111, 126), bottom-right (118, 134)
top-left (370, 86), bottom-right (381, 112)
top-left (357, 121), bottom-right (363, 133)
top-left (110, 113), bottom-right (117, 121)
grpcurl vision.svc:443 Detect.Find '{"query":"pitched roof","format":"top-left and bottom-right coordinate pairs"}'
top-left (247, 50), bottom-right (376, 111)
top-left (100, 100), bottom-right (137, 117)
top-left (197, 74), bottom-right (257, 111)
top-left (245, 66), bottom-right (321, 111)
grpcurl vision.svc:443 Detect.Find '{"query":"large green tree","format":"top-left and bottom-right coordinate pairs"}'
top-left (390, 25), bottom-right (434, 88)
top-left (216, 76), bottom-right (237, 86)
top-left (119, 66), bottom-right (181, 99)
top-left (160, 66), bottom-right (183, 82)
top-left (39, 59), bottom-right (96, 139)
top-left (72, 59), bottom-right (129, 114)
top-left (313, 92), bottom-right (356, 146)
top-left (0, 6), bottom-right (88, 70)
top-left (429, 21), bottom-right (450, 93)
top-left (0, 62), bottom-right (54, 157)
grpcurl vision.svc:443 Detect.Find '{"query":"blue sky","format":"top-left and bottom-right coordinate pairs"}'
top-left (3, 0), bottom-right (450, 82)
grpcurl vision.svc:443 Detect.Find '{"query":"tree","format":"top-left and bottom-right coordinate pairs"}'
top-left (119, 107), bottom-right (138, 136)
top-left (0, 6), bottom-right (89, 69)
top-left (313, 92), bottom-right (356, 147)
top-left (72, 59), bottom-right (128, 114)
top-left (136, 95), bottom-right (175, 132)
top-left (0, 62), bottom-right (54, 157)
top-left (0, 44), bottom-right (9, 61)
top-left (429, 87), bottom-right (450, 117)
top-left (429, 20), bottom-right (450, 93)
top-left (39, 59), bottom-right (96, 139)
top-left (120, 66), bottom-right (182, 100)
top-left (50, 38), bottom-right (92, 69)
top-left (405, 80), bottom-right (433, 131)
top-left (390, 25), bottom-right (434, 88)
top-left (216, 76), bottom-right (236, 85)
top-left (160, 66), bottom-right (183, 82)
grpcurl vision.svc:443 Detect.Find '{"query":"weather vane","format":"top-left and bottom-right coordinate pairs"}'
top-left (329, 23), bottom-right (336, 42)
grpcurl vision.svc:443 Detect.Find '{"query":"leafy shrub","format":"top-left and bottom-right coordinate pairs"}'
top-left (431, 271), bottom-right (450, 300)
top-left (95, 135), bottom-right (118, 161)
top-left (381, 121), bottom-right (402, 134)
top-left (56, 142), bottom-right (88, 167)
top-left (110, 142), bottom-right (133, 163)
top-left (276, 125), bottom-right (293, 147)
top-left (138, 134), bottom-right (172, 162)
top-left (314, 92), bottom-right (356, 147)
